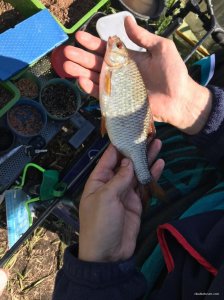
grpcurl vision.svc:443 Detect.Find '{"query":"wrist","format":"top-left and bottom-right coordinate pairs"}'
top-left (78, 248), bottom-right (107, 263)
top-left (78, 239), bottom-right (116, 263)
top-left (176, 77), bottom-right (213, 135)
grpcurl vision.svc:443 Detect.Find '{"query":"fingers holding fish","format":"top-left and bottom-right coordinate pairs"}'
top-left (61, 37), bottom-right (103, 98)
top-left (150, 159), bottom-right (165, 182)
top-left (124, 16), bottom-right (163, 51)
top-left (78, 77), bottom-right (99, 99)
top-left (75, 31), bottom-right (106, 55)
top-left (63, 61), bottom-right (100, 84)
top-left (147, 139), bottom-right (162, 167)
top-left (107, 158), bottom-right (136, 198)
top-left (90, 144), bottom-right (122, 183)
top-left (63, 46), bottom-right (103, 73)
top-left (82, 144), bottom-right (121, 197)
top-left (147, 141), bottom-right (165, 193)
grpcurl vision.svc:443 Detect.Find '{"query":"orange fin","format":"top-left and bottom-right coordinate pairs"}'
top-left (104, 70), bottom-right (112, 96)
top-left (149, 180), bottom-right (166, 202)
top-left (148, 115), bottom-right (156, 141)
top-left (101, 116), bottom-right (107, 137)
top-left (139, 184), bottom-right (150, 208)
top-left (139, 180), bottom-right (167, 208)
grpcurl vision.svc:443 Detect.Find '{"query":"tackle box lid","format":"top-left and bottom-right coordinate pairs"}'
top-left (0, 9), bottom-right (68, 81)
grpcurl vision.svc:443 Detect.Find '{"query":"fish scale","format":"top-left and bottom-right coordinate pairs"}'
top-left (100, 37), bottom-right (154, 185)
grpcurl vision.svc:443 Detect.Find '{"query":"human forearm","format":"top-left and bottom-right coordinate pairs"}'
top-left (188, 85), bottom-right (224, 166)
top-left (178, 78), bottom-right (213, 135)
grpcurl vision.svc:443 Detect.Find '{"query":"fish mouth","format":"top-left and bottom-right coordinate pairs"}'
top-left (108, 35), bottom-right (121, 45)
top-left (108, 36), bottom-right (125, 51)
top-left (106, 36), bottom-right (129, 67)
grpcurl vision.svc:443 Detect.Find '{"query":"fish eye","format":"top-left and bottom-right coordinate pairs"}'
top-left (116, 42), bottom-right (123, 49)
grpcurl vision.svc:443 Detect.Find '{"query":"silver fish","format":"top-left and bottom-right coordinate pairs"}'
top-left (99, 36), bottom-right (163, 201)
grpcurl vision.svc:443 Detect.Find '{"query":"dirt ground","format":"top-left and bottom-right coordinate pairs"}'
top-left (0, 0), bottom-right (24, 34)
top-left (0, 208), bottom-right (77, 300)
top-left (41, 0), bottom-right (97, 28)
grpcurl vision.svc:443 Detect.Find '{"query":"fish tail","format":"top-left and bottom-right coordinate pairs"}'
top-left (139, 180), bottom-right (167, 208)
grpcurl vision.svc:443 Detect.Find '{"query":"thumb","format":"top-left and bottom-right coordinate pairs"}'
top-left (124, 16), bottom-right (162, 50)
top-left (109, 158), bottom-right (134, 196)
top-left (0, 269), bottom-right (8, 296)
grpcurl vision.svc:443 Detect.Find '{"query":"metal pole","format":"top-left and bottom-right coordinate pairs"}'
top-left (0, 198), bottom-right (61, 268)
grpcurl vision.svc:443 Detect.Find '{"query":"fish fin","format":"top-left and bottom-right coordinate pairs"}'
top-left (148, 180), bottom-right (167, 202)
top-left (139, 180), bottom-right (167, 208)
top-left (104, 70), bottom-right (112, 96)
top-left (101, 116), bottom-right (107, 137)
top-left (148, 117), bottom-right (156, 141)
top-left (139, 184), bottom-right (151, 208)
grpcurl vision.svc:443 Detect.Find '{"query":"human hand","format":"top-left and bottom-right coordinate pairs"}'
top-left (0, 269), bottom-right (8, 296)
top-left (62, 17), bottom-right (212, 135)
top-left (78, 139), bottom-right (164, 263)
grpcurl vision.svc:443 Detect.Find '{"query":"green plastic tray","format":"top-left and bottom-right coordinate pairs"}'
top-left (59, 0), bottom-right (110, 34)
top-left (8, 0), bottom-right (109, 34)
top-left (0, 81), bottom-right (21, 118)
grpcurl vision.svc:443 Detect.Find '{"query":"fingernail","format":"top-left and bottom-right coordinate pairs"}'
top-left (131, 16), bottom-right (137, 23)
top-left (125, 16), bottom-right (137, 23)
top-left (121, 158), bottom-right (130, 167)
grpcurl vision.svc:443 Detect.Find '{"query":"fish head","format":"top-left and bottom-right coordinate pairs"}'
top-left (105, 36), bottom-right (129, 67)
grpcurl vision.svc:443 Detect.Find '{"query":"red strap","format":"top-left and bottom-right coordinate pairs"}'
top-left (157, 223), bottom-right (218, 276)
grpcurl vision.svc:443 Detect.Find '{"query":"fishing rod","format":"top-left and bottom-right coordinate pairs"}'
top-left (161, 0), bottom-right (224, 62)
top-left (0, 133), bottom-right (109, 267)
